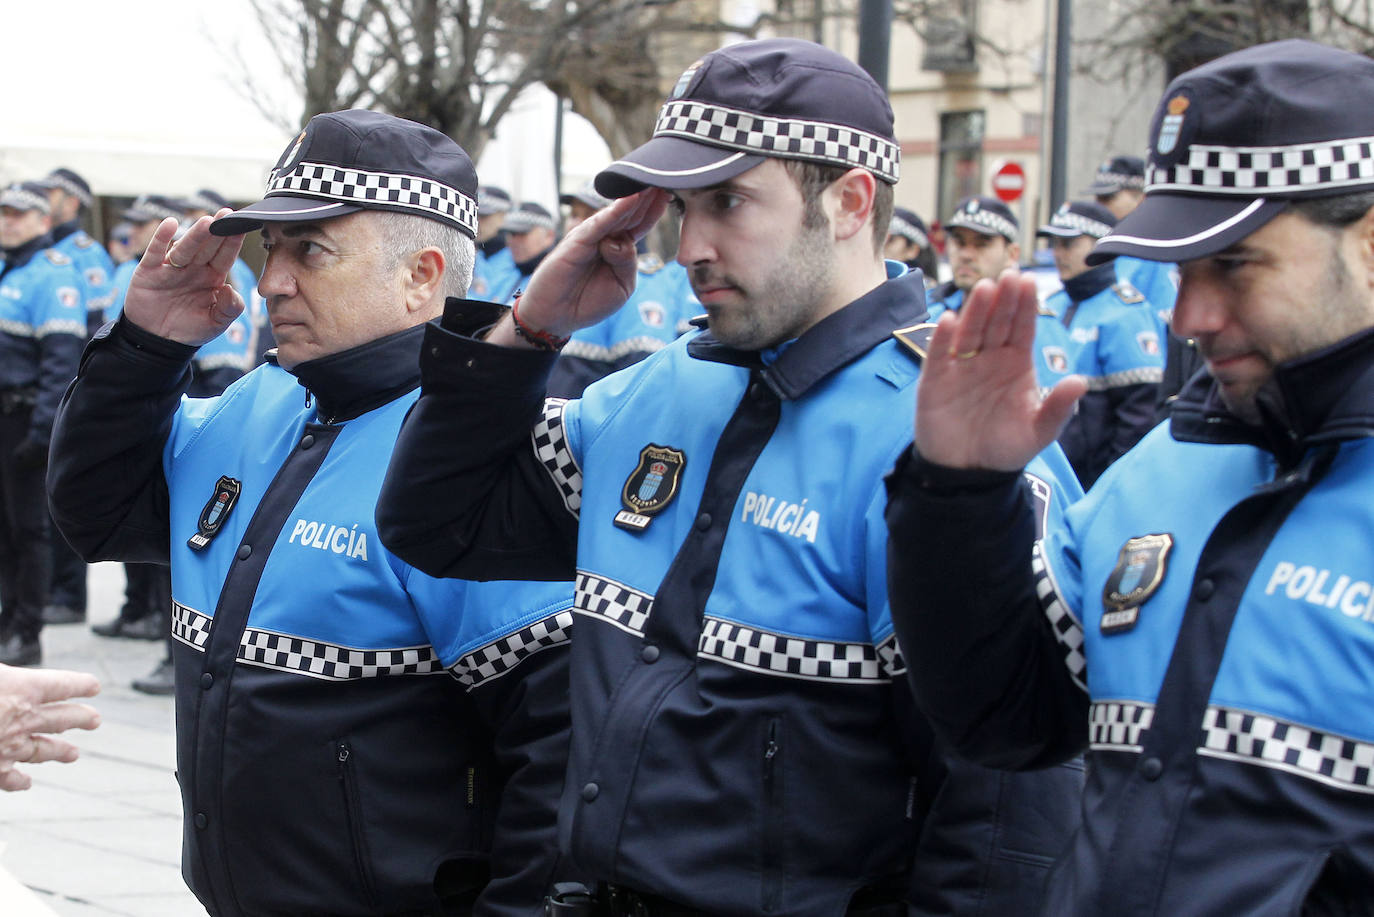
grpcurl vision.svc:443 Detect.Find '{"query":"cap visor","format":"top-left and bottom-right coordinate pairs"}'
top-left (1081, 181), bottom-right (1121, 196)
top-left (945, 218), bottom-right (1002, 237)
top-left (1087, 194), bottom-right (1286, 264)
top-left (209, 196), bottom-right (362, 236)
top-left (595, 137), bottom-right (765, 199)
top-left (1036, 226), bottom-right (1083, 239)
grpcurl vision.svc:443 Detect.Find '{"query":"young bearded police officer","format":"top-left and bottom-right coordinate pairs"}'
top-left (48, 111), bottom-right (573, 917)
top-left (377, 38), bottom-right (1082, 916)
top-left (888, 40), bottom-right (1374, 915)
top-left (1037, 201), bottom-right (1164, 488)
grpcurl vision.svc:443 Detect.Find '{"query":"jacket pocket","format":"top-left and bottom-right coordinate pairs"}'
top-left (761, 715), bottom-right (784, 913)
top-left (335, 740), bottom-right (378, 908)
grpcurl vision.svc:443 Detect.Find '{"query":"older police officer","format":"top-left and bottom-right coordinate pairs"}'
top-left (889, 40), bottom-right (1374, 915)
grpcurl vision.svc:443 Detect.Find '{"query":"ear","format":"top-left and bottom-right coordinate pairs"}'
top-left (827, 168), bottom-right (877, 243)
top-left (403, 247), bottom-right (446, 314)
top-left (1007, 241), bottom-right (1022, 264)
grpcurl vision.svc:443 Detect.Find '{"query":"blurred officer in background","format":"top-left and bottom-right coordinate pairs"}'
top-left (471, 184), bottom-right (517, 300)
top-left (885, 205), bottom-right (939, 286)
top-left (496, 201), bottom-right (558, 304)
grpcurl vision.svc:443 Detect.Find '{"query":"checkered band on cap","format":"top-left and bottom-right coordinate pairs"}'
top-left (267, 160), bottom-right (478, 236)
top-left (654, 99), bottom-right (901, 184)
top-left (888, 214), bottom-right (929, 248)
top-left (1095, 170), bottom-right (1145, 191)
top-left (1147, 136), bottom-right (1374, 196)
top-left (45, 174), bottom-right (92, 207)
top-left (1047, 210), bottom-right (1114, 239)
top-left (948, 207), bottom-right (1017, 240)
top-left (1, 186), bottom-right (51, 214)
top-left (504, 208), bottom-right (558, 233)
top-left (1199, 705), bottom-right (1374, 794)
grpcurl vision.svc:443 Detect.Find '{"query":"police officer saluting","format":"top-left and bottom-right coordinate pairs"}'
top-left (48, 111), bottom-right (573, 916)
top-left (889, 39), bottom-right (1374, 915)
top-left (377, 38), bottom-right (1080, 916)
top-left (0, 182), bottom-right (85, 665)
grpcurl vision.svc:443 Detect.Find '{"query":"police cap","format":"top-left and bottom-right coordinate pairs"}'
top-left (595, 38), bottom-right (899, 199)
top-left (478, 185), bottom-right (512, 217)
top-left (0, 182), bottom-right (53, 214)
top-left (1037, 201), bottom-right (1118, 240)
top-left (946, 196), bottom-right (1018, 242)
top-left (502, 202), bottom-right (557, 234)
top-left (1092, 40), bottom-right (1374, 265)
top-left (121, 194), bottom-right (183, 224)
top-left (211, 109), bottom-right (479, 239)
top-left (1082, 156), bottom-right (1145, 197)
top-left (888, 207), bottom-right (930, 249)
top-left (559, 181), bottom-right (610, 212)
top-left (183, 189), bottom-right (231, 213)
top-left (42, 168), bottom-right (94, 208)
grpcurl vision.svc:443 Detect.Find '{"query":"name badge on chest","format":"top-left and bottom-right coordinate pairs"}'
top-left (615, 444), bottom-right (686, 532)
top-left (188, 476), bottom-right (242, 551)
top-left (1101, 533), bottom-right (1173, 635)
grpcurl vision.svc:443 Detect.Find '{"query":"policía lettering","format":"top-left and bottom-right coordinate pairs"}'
top-left (288, 518), bottom-right (369, 560)
top-left (1263, 561), bottom-right (1374, 620)
top-left (739, 491), bottom-right (820, 544)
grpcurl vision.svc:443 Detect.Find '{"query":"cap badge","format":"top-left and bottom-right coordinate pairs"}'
top-left (189, 476), bottom-right (242, 551)
top-left (1156, 95), bottom-right (1190, 156)
top-left (670, 59), bottom-right (704, 100)
top-left (1101, 533), bottom-right (1173, 635)
top-left (615, 444), bottom-right (686, 532)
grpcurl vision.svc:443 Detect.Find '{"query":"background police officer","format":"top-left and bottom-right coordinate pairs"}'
top-left (885, 205), bottom-right (940, 285)
top-left (0, 182), bottom-right (85, 666)
top-left (928, 195), bottom-right (1021, 317)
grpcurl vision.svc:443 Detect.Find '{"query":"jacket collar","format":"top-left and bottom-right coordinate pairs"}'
top-left (2, 232), bottom-right (54, 271)
top-left (1170, 324), bottom-right (1374, 466)
top-left (687, 266), bottom-right (928, 400)
top-left (480, 235), bottom-right (506, 258)
top-left (52, 220), bottom-right (80, 244)
top-left (287, 324), bottom-right (424, 423)
top-left (1061, 261), bottom-right (1117, 303)
top-left (515, 247), bottom-right (552, 276)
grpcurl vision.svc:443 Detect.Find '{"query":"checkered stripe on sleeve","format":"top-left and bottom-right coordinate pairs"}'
top-left (269, 161), bottom-right (478, 236)
top-left (1033, 542), bottom-right (1087, 691)
top-left (172, 602), bottom-right (210, 649)
top-left (449, 610), bottom-right (573, 691)
top-left (1088, 700), bottom-right (1155, 752)
top-left (654, 100), bottom-right (900, 183)
top-left (1198, 705), bottom-right (1374, 794)
top-left (876, 633), bottom-right (905, 678)
top-left (1085, 366), bottom-right (1165, 391)
top-left (575, 571), bottom-right (653, 636)
top-left (698, 616), bottom-right (887, 684)
top-left (1148, 138), bottom-right (1374, 195)
top-left (532, 398), bottom-right (582, 517)
top-left (238, 628), bottom-right (443, 680)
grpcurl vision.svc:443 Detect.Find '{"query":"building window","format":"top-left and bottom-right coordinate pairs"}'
top-left (938, 110), bottom-right (985, 221)
top-left (922, 0), bottom-right (978, 72)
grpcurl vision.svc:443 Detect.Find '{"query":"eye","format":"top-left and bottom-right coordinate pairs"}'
top-left (712, 190), bottom-right (743, 211)
top-left (667, 195), bottom-right (685, 217)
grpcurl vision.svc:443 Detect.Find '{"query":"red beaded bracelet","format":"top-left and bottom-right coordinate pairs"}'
top-left (510, 292), bottom-right (570, 351)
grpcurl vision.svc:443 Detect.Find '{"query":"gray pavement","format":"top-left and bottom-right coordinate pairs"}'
top-left (0, 562), bottom-right (205, 916)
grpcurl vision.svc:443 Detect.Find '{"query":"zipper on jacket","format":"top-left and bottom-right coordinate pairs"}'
top-left (336, 741), bottom-right (378, 907)
top-left (762, 717), bottom-right (784, 913)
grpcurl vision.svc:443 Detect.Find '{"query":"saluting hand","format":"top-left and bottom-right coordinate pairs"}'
top-left (121, 211), bottom-right (246, 347)
top-left (489, 189), bottom-right (669, 348)
top-left (0, 664), bottom-right (100, 792)
top-left (915, 270), bottom-right (1087, 472)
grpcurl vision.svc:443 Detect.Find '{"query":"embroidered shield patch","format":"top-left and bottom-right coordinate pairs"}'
top-left (1101, 534), bottom-right (1173, 635)
top-left (615, 445), bottom-right (686, 532)
top-left (188, 476), bottom-right (242, 551)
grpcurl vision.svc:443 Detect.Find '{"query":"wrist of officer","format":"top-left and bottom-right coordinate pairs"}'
top-left (509, 292), bottom-right (570, 352)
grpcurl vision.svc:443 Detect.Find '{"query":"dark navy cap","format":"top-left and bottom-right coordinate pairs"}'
top-left (946, 196), bottom-right (1018, 241)
top-left (596, 38), bottom-right (900, 199)
top-left (502, 202), bottom-right (557, 234)
top-left (183, 189), bottom-right (231, 213)
top-left (888, 207), bottom-right (929, 248)
top-left (478, 185), bottom-right (512, 216)
top-left (42, 168), bottom-right (93, 207)
top-left (1037, 201), bottom-right (1118, 239)
top-left (560, 181), bottom-right (610, 212)
top-left (121, 194), bottom-right (183, 223)
top-left (0, 182), bottom-right (53, 214)
top-left (1092, 40), bottom-right (1374, 265)
top-left (1082, 156), bottom-right (1145, 196)
top-left (211, 109), bottom-right (479, 238)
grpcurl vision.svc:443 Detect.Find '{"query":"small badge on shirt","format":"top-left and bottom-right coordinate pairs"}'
top-left (188, 476), bottom-right (242, 551)
top-left (1101, 533), bottom-right (1173, 635)
top-left (615, 445), bottom-right (686, 532)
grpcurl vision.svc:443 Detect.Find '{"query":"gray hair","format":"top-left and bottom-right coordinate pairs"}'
top-left (372, 211), bottom-right (475, 302)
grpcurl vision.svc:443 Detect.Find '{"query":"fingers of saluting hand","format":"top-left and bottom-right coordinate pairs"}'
top-left (161, 210), bottom-right (245, 277)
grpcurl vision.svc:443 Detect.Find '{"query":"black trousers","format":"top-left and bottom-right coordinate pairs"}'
top-left (0, 409), bottom-right (50, 640)
top-left (48, 512), bottom-right (88, 611)
top-left (122, 563), bottom-right (171, 622)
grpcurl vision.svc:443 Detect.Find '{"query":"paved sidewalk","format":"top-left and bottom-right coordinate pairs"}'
top-left (0, 562), bottom-right (204, 916)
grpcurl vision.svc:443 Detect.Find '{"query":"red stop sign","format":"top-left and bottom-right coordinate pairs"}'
top-left (991, 161), bottom-right (1026, 203)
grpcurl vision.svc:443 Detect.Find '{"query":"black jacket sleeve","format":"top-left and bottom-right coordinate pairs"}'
top-left (376, 299), bottom-right (580, 583)
top-left (29, 329), bottom-right (85, 447)
top-left (47, 317), bottom-right (195, 564)
top-left (884, 447), bottom-right (1089, 770)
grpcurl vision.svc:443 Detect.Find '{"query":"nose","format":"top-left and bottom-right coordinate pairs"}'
top-left (675, 214), bottom-right (716, 268)
top-left (1169, 263), bottom-right (1226, 340)
top-left (256, 250), bottom-right (295, 301)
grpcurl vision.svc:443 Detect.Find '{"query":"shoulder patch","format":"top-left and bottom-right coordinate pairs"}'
top-left (1112, 281), bottom-right (1144, 304)
top-left (74, 232), bottom-right (96, 249)
top-left (1037, 303), bottom-right (1058, 317)
top-left (892, 323), bottom-right (936, 361)
top-left (637, 253), bottom-right (665, 275)
top-left (44, 249), bottom-right (73, 267)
